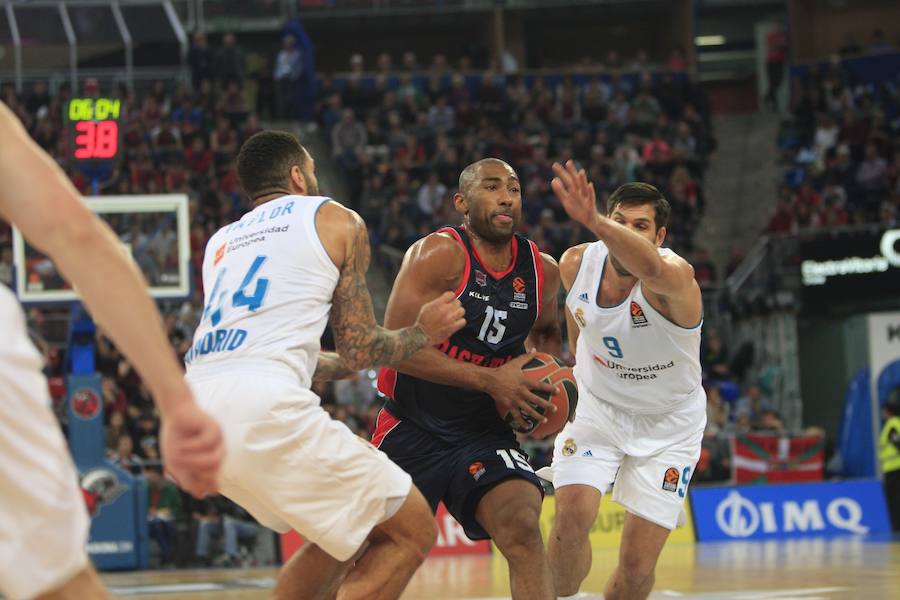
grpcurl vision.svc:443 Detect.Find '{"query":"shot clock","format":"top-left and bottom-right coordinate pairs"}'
top-left (66, 97), bottom-right (124, 165)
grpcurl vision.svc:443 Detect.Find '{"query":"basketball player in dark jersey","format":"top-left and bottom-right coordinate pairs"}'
top-left (373, 158), bottom-right (563, 599)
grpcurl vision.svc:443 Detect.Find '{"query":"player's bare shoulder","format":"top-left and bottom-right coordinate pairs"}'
top-left (401, 230), bottom-right (468, 292)
top-left (314, 200), bottom-right (366, 270)
top-left (559, 243), bottom-right (591, 290)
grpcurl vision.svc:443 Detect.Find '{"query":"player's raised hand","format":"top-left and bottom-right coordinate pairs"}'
top-left (487, 351), bottom-right (558, 430)
top-left (160, 399), bottom-right (224, 498)
top-left (415, 291), bottom-right (467, 344)
top-left (551, 160), bottom-right (599, 227)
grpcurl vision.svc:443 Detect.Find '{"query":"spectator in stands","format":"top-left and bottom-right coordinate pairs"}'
top-left (331, 108), bottom-right (367, 170)
top-left (764, 22), bottom-right (787, 111)
top-left (735, 384), bottom-right (769, 423)
top-left (691, 247), bottom-right (717, 288)
top-left (109, 433), bottom-right (143, 474)
top-left (104, 409), bottom-right (127, 452)
top-left (755, 409), bottom-right (786, 434)
top-left (702, 328), bottom-right (731, 380)
top-left (145, 465), bottom-right (183, 568)
top-left (189, 32), bottom-right (213, 90)
top-left (274, 34), bottom-right (303, 119)
top-left (194, 497), bottom-right (266, 567)
top-left (215, 32), bottom-right (245, 87)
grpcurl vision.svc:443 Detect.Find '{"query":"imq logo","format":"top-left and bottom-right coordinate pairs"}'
top-left (802, 228), bottom-right (900, 286)
top-left (715, 491), bottom-right (868, 538)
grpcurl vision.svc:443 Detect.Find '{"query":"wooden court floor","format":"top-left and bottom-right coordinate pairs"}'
top-left (101, 538), bottom-right (900, 599)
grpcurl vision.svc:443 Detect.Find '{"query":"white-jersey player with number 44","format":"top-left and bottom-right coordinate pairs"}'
top-left (539, 162), bottom-right (706, 600)
top-left (185, 131), bottom-right (465, 600)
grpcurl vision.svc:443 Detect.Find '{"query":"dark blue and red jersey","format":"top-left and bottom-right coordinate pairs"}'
top-left (377, 225), bottom-right (545, 445)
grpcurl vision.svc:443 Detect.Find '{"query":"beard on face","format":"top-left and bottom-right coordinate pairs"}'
top-left (302, 170), bottom-right (319, 196)
top-left (609, 253), bottom-right (632, 277)
top-left (466, 204), bottom-right (520, 245)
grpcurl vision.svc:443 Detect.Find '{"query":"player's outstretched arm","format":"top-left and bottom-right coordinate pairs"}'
top-left (319, 202), bottom-right (465, 372)
top-left (551, 160), bottom-right (698, 300)
top-left (524, 253), bottom-right (562, 356)
top-left (0, 101), bottom-right (222, 497)
top-left (383, 233), bottom-right (557, 428)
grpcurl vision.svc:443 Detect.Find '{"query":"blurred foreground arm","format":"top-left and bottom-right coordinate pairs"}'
top-left (0, 101), bottom-right (223, 497)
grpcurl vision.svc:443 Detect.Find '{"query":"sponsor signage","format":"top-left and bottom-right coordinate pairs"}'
top-left (537, 495), bottom-right (696, 548)
top-left (690, 479), bottom-right (891, 541)
top-left (800, 227), bottom-right (900, 306)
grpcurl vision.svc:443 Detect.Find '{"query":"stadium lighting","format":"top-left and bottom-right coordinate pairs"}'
top-left (695, 35), bottom-right (726, 46)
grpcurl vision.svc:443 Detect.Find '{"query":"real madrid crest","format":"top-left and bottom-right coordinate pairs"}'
top-left (562, 437), bottom-right (577, 457)
top-left (574, 308), bottom-right (586, 328)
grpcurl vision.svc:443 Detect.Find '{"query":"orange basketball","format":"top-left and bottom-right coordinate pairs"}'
top-left (497, 352), bottom-right (578, 439)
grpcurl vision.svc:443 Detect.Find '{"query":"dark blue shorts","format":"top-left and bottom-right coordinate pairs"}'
top-left (372, 408), bottom-right (544, 541)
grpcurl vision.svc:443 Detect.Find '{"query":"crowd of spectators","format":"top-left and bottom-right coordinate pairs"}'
top-left (769, 36), bottom-right (900, 234)
top-left (314, 51), bottom-right (716, 266)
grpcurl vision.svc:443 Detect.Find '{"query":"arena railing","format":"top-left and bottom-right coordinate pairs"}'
top-left (3, 0), bottom-right (189, 93)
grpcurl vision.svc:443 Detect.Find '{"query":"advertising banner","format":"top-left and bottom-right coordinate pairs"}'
top-left (690, 479), bottom-right (891, 541)
top-left (537, 495), bottom-right (696, 548)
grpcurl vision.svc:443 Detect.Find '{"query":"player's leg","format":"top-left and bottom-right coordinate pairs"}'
top-left (475, 478), bottom-right (553, 600)
top-left (604, 425), bottom-right (701, 600)
top-left (547, 484), bottom-right (602, 597)
top-left (603, 512), bottom-right (670, 600)
top-left (34, 566), bottom-right (111, 600)
top-left (541, 416), bottom-right (623, 597)
top-left (0, 322), bottom-right (104, 600)
top-left (273, 541), bottom-right (356, 600)
top-left (337, 485), bottom-right (437, 600)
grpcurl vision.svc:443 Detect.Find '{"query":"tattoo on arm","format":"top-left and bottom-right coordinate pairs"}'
top-left (330, 216), bottom-right (430, 370)
top-left (312, 351), bottom-right (355, 382)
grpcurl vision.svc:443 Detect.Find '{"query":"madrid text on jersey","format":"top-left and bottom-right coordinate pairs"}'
top-left (184, 327), bottom-right (248, 363)
top-left (592, 355), bottom-right (676, 381)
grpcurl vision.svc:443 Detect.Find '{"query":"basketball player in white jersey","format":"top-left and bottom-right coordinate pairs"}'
top-left (541, 162), bottom-right (705, 600)
top-left (184, 130), bottom-right (465, 600)
top-left (0, 103), bottom-right (223, 599)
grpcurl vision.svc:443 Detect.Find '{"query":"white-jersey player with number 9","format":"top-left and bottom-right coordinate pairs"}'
top-left (540, 161), bottom-right (706, 600)
top-left (184, 131), bottom-right (465, 600)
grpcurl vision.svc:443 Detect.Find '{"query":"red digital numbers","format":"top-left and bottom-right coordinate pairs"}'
top-left (73, 120), bottom-right (119, 160)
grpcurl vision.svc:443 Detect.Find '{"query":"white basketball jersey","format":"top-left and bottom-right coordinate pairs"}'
top-left (0, 285), bottom-right (43, 370)
top-left (186, 195), bottom-right (339, 389)
top-left (565, 241), bottom-right (704, 416)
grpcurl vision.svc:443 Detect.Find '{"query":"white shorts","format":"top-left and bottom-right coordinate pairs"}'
top-left (0, 295), bottom-right (89, 600)
top-left (544, 391), bottom-right (705, 530)
top-left (186, 361), bottom-right (412, 561)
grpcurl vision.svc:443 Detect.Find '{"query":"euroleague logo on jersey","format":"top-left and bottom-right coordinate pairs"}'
top-left (214, 243), bottom-right (226, 266)
top-left (71, 388), bottom-right (101, 420)
top-left (512, 276), bottom-right (527, 304)
top-left (630, 301), bottom-right (649, 328)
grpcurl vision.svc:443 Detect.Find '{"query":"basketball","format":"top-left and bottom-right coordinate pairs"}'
top-left (498, 352), bottom-right (578, 439)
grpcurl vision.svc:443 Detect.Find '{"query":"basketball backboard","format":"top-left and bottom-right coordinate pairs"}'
top-left (12, 194), bottom-right (191, 303)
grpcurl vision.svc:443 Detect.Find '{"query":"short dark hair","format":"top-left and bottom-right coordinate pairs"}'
top-left (236, 130), bottom-right (309, 199)
top-left (458, 158), bottom-right (514, 197)
top-left (606, 182), bottom-right (670, 230)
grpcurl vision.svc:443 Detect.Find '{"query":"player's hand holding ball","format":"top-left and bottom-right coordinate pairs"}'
top-left (489, 351), bottom-right (577, 438)
top-left (416, 291), bottom-right (467, 344)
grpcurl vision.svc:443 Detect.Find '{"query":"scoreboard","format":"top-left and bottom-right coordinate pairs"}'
top-left (66, 97), bottom-right (123, 165)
